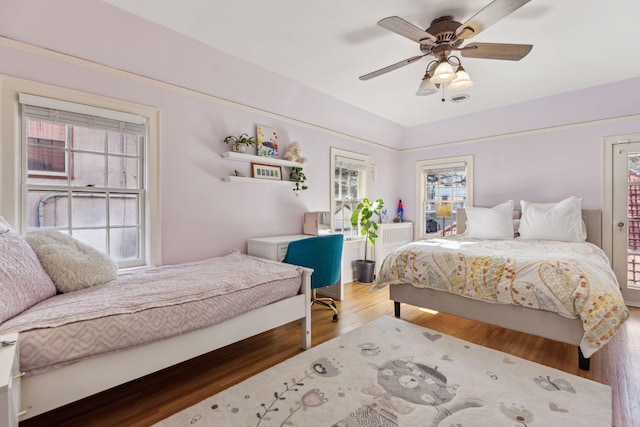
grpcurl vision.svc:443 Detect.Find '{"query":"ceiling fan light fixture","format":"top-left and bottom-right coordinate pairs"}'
top-left (416, 75), bottom-right (438, 96)
top-left (430, 58), bottom-right (456, 84)
top-left (448, 66), bottom-right (474, 90)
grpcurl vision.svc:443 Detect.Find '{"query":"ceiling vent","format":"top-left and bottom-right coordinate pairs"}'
top-left (448, 94), bottom-right (471, 103)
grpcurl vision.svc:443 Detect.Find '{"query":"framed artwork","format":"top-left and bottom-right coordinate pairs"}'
top-left (256, 125), bottom-right (279, 158)
top-left (251, 163), bottom-right (282, 180)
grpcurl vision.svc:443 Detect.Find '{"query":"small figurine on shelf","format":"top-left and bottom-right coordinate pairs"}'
top-left (394, 199), bottom-right (404, 223)
top-left (283, 141), bottom-right (308, 164)
top-left (381, 208), bottom-right (389, 223)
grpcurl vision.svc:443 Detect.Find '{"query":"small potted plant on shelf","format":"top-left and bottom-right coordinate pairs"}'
top-left (350, 197), bottom-right (384, 284)
top-left (223, 133), bottom-right (256, 153)
top-left (290, 167), bottom-right (308, 195)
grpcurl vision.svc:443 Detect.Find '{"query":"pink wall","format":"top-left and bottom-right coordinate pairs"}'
top-left (397, 80), bottom-right (640, 222)
top-left (403, 78), bottom-right (640, 150)
top-left (0, 0), bottom-right (404, 150)
top-left (1, 0), bottom-right (639, 264)
top-left (0, 0), bottom-right (400, 264)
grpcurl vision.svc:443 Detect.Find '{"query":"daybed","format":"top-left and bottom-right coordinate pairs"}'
top-left (374, 200), bottom-right (629, 371)
top-left (0, 223), bottom-right (311, 420)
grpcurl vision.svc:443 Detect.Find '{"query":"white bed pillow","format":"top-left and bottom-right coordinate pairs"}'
top-left (464, 200), bottom-right (515, 240)
top-left (518, 196), bottom-right (585, 242)
top-left (0, 218), bottom-right (57, 323)
top-left (25, 230), bottom-right (118, 293)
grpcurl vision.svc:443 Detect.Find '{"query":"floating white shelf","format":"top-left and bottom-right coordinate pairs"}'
top-left (222, 151), bottom-right (306, 186)
top-left (221, 151), bottom-right (305, 168)
top-left (223, 176), bottom-right (293, 186)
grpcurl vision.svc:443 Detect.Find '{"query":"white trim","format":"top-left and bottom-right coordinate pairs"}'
top-left (0, 36), bottom-right (395, 153)
top-left (602, 137), bottom-right (616, 263)
top-left (402, 114), bottom-right (640, 153)
top-left (330, 147), bottom-right (370, 236)
top-left (2, 36), bottom-right (638, 155)
top-left (602, 134), bottom-right (640, 262)
top-left (0, 75), bottom-right (162, 266)
top-left (414, 155), bottom-right (473, 239)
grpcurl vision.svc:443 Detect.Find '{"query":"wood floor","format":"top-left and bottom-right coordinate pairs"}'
top-left (22, 282), bottom-right (639, 427)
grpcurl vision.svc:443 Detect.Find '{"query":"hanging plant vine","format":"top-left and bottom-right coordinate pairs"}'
top-left (290, 167), bottom-right (308, 195)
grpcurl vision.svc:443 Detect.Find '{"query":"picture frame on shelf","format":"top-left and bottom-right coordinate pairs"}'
top-left (251, 163), bottom-right (282, 180)
top-left (256, 125), bottom-right (279, 158)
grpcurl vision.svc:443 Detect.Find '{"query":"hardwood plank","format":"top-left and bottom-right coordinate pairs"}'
top-left (21, 283), bottom-right (639, 427)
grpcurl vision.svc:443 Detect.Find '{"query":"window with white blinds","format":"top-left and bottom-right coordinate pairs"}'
top-left (20, 94), bottom-right (148, 268)
top-left (416, 156), bottom-right (473, 238)
top-left (331, 148), bottom-right (369, 239)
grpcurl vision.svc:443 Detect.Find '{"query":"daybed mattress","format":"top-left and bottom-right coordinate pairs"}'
top-left (373, 236), bottom-right (629, 358)
top-left (0, 251), bottom-right (302, 375)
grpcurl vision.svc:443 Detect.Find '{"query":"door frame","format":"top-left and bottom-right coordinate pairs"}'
top-left (603, 132), bottom-right (640, 307)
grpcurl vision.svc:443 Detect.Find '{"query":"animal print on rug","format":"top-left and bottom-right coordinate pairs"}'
top-left (155, 316), bottom-right (612, 427)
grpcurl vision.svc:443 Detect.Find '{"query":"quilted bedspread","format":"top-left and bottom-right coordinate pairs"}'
top-left (372, 236), bottom-right (629, 358)
top-left (0, 251), bottom-right (303, 375)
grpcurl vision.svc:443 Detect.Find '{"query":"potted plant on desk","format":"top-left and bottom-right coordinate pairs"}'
top-left (350, 197), bottom-right (384, 284)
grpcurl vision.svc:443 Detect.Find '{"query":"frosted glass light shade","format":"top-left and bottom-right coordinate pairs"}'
top-left (416, 77), bottom-right (438, 96)
top-left (448, 68), bottom-right (474, 90)
top-left (430, 60), bottom-right (456, 83)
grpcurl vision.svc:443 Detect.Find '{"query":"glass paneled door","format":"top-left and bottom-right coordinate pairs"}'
top-left (612, 140), bottom-right (640, 306)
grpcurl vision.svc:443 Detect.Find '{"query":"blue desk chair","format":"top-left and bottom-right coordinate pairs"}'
top-left (283, 234), bottom-right (343, 322)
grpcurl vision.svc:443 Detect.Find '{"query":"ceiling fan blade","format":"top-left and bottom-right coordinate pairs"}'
top-left (460, 42), bottom-right (532, 60)
top-left (359, 54), bottom-right (428, 80)
top-left (378, 16), bottom-right (437, 45)
top-left (455, 0), bottom-right (531, 40)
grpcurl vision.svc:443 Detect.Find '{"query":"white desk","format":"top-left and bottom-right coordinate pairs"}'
top-left (247, 234), bottom-right (343, 300)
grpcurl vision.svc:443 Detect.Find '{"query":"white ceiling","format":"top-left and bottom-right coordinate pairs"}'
top-left (102, 0), bottom-right (640, 127)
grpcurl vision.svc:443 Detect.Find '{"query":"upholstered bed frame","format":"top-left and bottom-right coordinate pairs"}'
top-left (21, 259), bottom-right (312, 420)
top-left (391, 209), bottom-right (602, 371)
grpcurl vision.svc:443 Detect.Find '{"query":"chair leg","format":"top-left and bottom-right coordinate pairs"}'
top-left (312, 290), bottom-right (339, 321)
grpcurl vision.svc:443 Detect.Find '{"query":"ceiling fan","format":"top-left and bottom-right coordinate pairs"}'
top-left (359, 0), bottom-right (533, 97)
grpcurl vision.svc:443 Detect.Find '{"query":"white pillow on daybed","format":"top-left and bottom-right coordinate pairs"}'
top-left (464, 200), bottom-right (515, 240)
top-left (26, 230), bottom-right (118, 293)
top-left (0, 218), bottom-right (57, 323)
top-left (518, 196), bottom-right (585, 242)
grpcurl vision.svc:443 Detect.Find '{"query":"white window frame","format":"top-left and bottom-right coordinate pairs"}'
top-left (0, 75), bottom-right (161, 267)
top-left (330, 147), bottom-right (370, 240)
top-left (415, 155), bottom-right (473, 239)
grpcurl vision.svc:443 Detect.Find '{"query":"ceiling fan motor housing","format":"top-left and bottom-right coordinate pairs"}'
top-left (420, 16), bottom-right (464, 55)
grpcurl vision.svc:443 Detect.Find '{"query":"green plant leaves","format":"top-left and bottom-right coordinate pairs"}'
top-left (349, 198), bottom-right (384, 260)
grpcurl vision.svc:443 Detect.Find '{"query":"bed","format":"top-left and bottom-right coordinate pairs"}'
top-left (0, 224), bottom-right (312, 420)
top-left (374, 200), bottom-right (629, 371)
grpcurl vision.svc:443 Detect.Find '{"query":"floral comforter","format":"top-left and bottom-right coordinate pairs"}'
top-left (372, 236), bottom-right (629, 358)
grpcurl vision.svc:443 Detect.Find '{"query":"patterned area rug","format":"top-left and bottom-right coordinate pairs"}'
top-left (156, 316), bottom-right (611, 427)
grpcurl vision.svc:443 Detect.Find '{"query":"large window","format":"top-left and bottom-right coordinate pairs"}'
top-left (415, 156), bottom-right (473, 239)
top-left (330, 148), bottom-right (369, 239)
top-left (20, 94), bottom-right (148, 268)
